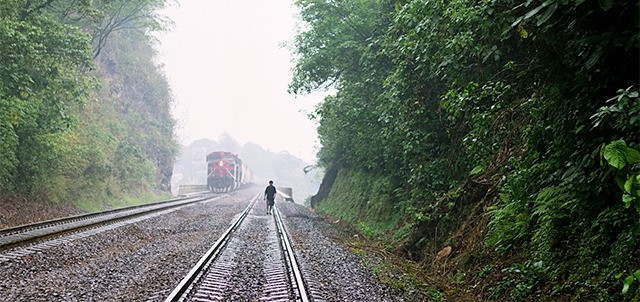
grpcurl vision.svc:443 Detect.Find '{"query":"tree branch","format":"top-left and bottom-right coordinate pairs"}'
top-left (20, 0), bottom-right (56, 20)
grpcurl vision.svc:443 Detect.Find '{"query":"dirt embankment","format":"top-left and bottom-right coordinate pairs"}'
top-left (0, 194), bottom-right (84, 229)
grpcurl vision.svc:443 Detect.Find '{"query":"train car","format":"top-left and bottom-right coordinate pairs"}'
top-left (206, 151), bottom-right (252, 192)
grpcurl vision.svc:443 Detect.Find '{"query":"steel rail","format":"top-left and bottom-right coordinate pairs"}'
top-left (0, 193), bottom-right (215, 250)
top-left (0, 194), bottom-right (203, 236)
top-left (274, 205), bottom-right (310, 302)
top-left (164, 193), bottom-right (260, 302)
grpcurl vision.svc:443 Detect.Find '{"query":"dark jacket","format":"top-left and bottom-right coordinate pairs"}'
top-left (265, 185), bottom-right (276, 201)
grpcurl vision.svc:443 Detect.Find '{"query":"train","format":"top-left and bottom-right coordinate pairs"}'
top-left (206, 151), bottom-right (253, 192)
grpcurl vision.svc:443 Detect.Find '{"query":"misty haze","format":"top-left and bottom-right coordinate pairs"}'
top-left (0, 0), bottom-right (636, 301)
top-left (171, 134), bottom-right (321, 203)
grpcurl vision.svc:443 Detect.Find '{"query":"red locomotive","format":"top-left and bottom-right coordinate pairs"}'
top-left (206, 151), bottom-right (252, 192)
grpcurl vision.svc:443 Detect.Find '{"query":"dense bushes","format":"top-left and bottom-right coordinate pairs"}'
top-left (316, 170), bottom-right (405, 241)
top-left (293, 0), bottom-right (639, 299)
top-left (0, 12), bottom-right (93, 193)
top-left (0, 0), bottom-right (178, 208)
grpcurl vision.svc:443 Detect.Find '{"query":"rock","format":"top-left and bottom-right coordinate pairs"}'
top-left (435, 246), bottom-right (452, 261)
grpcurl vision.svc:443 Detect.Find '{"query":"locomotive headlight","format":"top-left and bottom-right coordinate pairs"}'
top-left (219, 161), bottom-right (224, 167)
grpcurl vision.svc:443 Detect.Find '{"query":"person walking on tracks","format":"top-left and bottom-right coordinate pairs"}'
top-left (264, 180), bottom-right (277, 214)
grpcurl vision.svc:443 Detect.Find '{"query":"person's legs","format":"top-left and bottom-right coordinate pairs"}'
top-left (267, 199), bottom-right (274, 214)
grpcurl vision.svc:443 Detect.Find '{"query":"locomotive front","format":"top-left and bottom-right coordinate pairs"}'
top-left (206, 151), bottom-right (247, 193)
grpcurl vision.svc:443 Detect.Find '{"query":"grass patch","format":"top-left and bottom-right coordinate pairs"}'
top-left (315, 169), bottom-right (449, 299)
top-left (317, 169), bottom-right (407, 243)
top-left (340, 231), bottom-right (442, 301)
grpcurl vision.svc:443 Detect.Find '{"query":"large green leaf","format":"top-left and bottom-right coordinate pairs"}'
top-left (625, 147), bottom-right (640, 164)
top-left (603, 140), bottom-right (630, 169)
top-left (536, 3), bottom-right (558, 26)
top-left (622, 271), bottom-right (639, 294)
top-left (624, 177), bottom-right (634, 194)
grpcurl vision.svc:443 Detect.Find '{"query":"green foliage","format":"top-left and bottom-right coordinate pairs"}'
top-left (601, 140), bottom-right (640, 211)
top-left (0, 0), bottom-right (178, 208)
top-left (290, 0), bottom-right (392, 95)
top-left (622, 269), bottom-right (640, 296)
top-left (592, 86), bottom-right (640, 134)
top-left (603, 140), bottom-right (640, 170)
top-left (317, 169), bottom-right (407, 242)
top-left (595, 87), bottom-right (640, 215)
top-left (501, 260), bottom-right (549, 301)
top-left (293, 0), bottom-right (395, 174)
top-left (293, 0), bottom-right (639, 300)
top-left (0, 6), bottom-right (93, 193)
top-left (97, 28), bottom-right (179, 192)
top-left (601, 139), bottom-right (640, 297)
top-left (113, 143), bottom-right (155, 191)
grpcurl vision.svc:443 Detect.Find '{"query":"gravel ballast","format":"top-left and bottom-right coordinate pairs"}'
top-left (0, 188), bottom-right (412, 301)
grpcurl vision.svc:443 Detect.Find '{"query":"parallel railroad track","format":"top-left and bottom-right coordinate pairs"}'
top-left (0, 191), bottom-right (216, 253)
top-left (165, 193), bottom-right (313, 302)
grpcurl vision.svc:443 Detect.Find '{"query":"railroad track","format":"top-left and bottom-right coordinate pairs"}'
top-left (165, 193), bottom-right (312, 302)
top-left (0, 191), bottom-right (216, 254)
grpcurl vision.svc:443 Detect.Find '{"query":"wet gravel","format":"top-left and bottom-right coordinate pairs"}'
top-left (0, 187), bottom-right (411, 301)
top-left (277, 201), bottom-right (413, 302)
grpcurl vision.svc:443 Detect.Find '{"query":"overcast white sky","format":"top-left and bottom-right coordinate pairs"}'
top-left (156, 1), bottom-right (325, 163)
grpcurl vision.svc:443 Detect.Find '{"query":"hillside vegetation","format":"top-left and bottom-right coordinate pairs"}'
top-left (291, 0), bottom-right (639, 300)
top-left (0, 0), bottom-right (178, 211)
